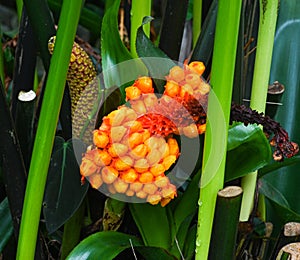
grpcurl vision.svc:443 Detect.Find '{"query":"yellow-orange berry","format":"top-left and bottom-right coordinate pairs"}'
top-left (89, 173), bottom-right (103, 189)
top-left (125, 108), bottom-right (137, 121)
top-left (126, 120), bottom-right (142, 133)
top-left (130, 144), bottom-right (148, 159)
top-left (150, 164), bottom-right (165, 177)
top-left (107, 184), bottom-right (116, 194)
top-left (198, 124), bottom-right (206, 134)
top-left (162, 155), bottom-right (177, 170)
top-left (139, 171), bottom-right (154, 183)
top-left (199, 82), bottom-right (210, 95)
top-left (180, 83), bottom-right (193, 97)
top-left (125, 86), bottom-right (142, 100)
top-left (155, 176), bottom-right (170, 188)
top-left (126, 189), bottom-right (135, 196)
top-left (130, 182), bottom-right (143, 192)
top-left (144, 136), bottom-right (160, 151)
top-left (168, 138), bottom-right (179, 156)
top-left (128, 132), bottom-right (143, 148)
top-left (108, 143), bottom-right (128, 157)
top-left (114, 157), bottom-right (133, 171)
top-left (95, 150), bottom-right (112, 166)
top-left (182, 124), bottom-right (198, 138)
top-left (185, 73), bottom-right (201, 88)
top-left (133, 76), bottom-right (153, 93)
top-left (143, 93), bottom-right (157, 109)
top-left (143, 183), bottom-right (158, 195)
top-left (141, 130), bottom-right (151, 142)
top-left (164, 80), bottom-right (180, 97)
top-left (134, 158), bottom-right (150, 173)
top-left (101, 166), bottom-right (119, 184)
top-left (146, 149), bottom-right (162, 165)
top-left (159, 143), bottom-right (169, 158)
top-left (161, 184), bottom-right (177, 199)
top-left (188, 61), bottom-right (205, 76)
top-left (80, 158), bottom-right (97, 177)
top-left (160, 198), bottom-right (172, 207)
top-left (93, 130), bottom-right (109, 148)
top-left (169, 66), bottom-right (185, 82)
top-left (111, 107), bottom-right (127, 126)
top-left (136, 190), bottom-right (148, 199)
top-left (113, 179), bottom-right (129, 193)
top-left (147, 194), bottom-right (161, 205)
top-left (121, 168), bottom-right (138, 183)
top-left (110, 126), bottom-right (127, 142)
top-left (130, 100), bottom-right (146, 114)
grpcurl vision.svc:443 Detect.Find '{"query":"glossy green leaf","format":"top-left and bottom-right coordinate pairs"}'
top-left (190, 0), bottom-right (217, 66)
top-left (129, 203), bottom-right (172, 249)
top-left (259, 155), bottom-right (300, 178)
top-left (136, 17), bottom-right (176, 93)
top-left (260, 178), bottom-right (300, 224)
top-left (173, 170), bottom-right (201, 232)
top-left (101, 0), bottom-right (146, 94)
top-left (66, 231), bottom-right (143, 259)
top-left (158, 0), bottom-right (189, 60)
top-left (182, 224), bottom-right (197, 260)
top-left (225, 123), bottom-right (272, 182)
top-left (0, 197), bottom-right (13, 252)
top-left (263, 0), bottom-right (300, 217)
top-left (43, 137), bottom-right (89, 233)
top-left (136, 246), bottom-right (177, 260)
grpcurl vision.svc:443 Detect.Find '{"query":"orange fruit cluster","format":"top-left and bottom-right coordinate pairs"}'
top-left (80, 104), bottom-right (180, 206)
top-left (80, 61), bottom-right (209, 206)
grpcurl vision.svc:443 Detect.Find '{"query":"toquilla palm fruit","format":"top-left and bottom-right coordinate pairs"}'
top-left (50, 36), bottom-right (297, 206)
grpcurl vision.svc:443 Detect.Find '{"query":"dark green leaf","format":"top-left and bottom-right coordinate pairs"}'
top-left (260, 177), bottom-right (300, 227)
top-left (190, 0), bottom-right (218, 66)
top-left (136, 246), bottom-right (177, 260)
top-left (225, 123), bottom-right (272, 182)
top-left (264, 0), bottom-right (300, 217)
top-left (182, 224), bottom-right (197, 260)
top-left (101, 0), bottom-right (147, 95)
top-left (66, 231), bottom-right (143, 260)
top-left (43, 137), bottom-right (89, 233)
top-left (0, 198), bottom-right (13, 252)
top-left (173, 170), bottom-right (200, 232)
top-left (259, 155), bottom-right (300, 178)
top-left (136, 19), bottom-right (176, 93)
top-left (129, 203), bottom-right (172, 249)
top-left (158, 0), bottom-right (189, 60)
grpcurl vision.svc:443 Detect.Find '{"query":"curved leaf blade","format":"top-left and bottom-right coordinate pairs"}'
top-left (129, 203), bottom-right (172, 250)
top-left (43, 137), bottom-right (89, 233)
top-left (66, 231), bottom-right (143, 260)
top-left (225, 123), bottom-right (272, 182)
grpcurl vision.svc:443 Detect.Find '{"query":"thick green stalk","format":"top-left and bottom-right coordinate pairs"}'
top-left (209, 186), bottom-right (243, 260)
top-left (16, 1), bottom-right (83, 259)
top-left (195, 1), bottom-right (242, 259)
top-left (193, 0), bottom-right (202, 47)
top-left (240, 0), bottom-right (278, 222)
top-left (130, 0), bottom-right (151, 58)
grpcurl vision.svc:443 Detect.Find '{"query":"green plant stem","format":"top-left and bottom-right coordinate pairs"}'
top-left (16, 1), bottom-right (84, 259)
top-left (193, 0), bottom-right (202, 47)
top-left (209, 186), bottom-right (243, 260)
top-left (130, 0), bottom-right (151, 58)
top-left (61, 201), bottom-right (86, 259)
top-left (195, 1), bottom-right (242, 259)
top-left (240, 0), bottom-right (279, 222)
